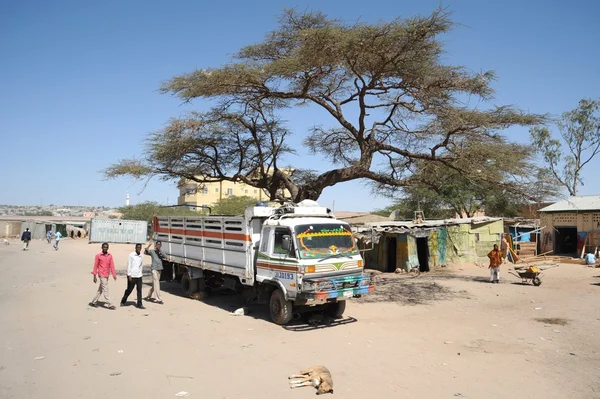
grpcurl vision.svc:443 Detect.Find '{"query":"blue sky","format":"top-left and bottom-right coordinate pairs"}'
top-left (1, 0), bottom-right (599, 211)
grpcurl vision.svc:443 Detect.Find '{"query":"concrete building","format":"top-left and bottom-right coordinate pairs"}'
top-left (538, 195), bottom-right (600, 256)
top-left (178, 178), bottom-right (291, 209)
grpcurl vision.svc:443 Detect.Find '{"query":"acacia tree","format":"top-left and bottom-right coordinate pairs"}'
top-left (106, 9), bottom-right (545, 201)
top-left (530, 98), bottom-right (600, 196)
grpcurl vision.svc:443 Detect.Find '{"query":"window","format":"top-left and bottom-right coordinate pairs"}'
top-left (254, 189), bottom-right (258, 194)
top-left (226, 188), bottom-right (233, 195)
top-left (201, 187), bottom-right (208, 194)
top-left (215, 188), bottom-right (219, 193)
top-left (244, 189), bottom-right (248, 194)
top-left (260, 228), bottom-right (271, 252)
top-left (474, 233), bottom-right (480, 242)
top-left (273, 228), bottom-right (294, 257)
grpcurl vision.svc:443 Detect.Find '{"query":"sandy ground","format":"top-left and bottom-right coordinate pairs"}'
top-left (0, 239), bottom-right (599, 399)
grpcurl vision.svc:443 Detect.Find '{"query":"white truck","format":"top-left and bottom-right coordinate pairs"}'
top-left (152, 200), bottom-right (374, 325)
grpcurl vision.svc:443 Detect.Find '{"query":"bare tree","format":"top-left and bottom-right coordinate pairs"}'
top-left (531, 98), bottom-right (600, 196)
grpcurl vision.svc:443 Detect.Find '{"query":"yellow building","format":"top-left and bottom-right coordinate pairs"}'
top-left (178, 179), bottom-right (290, 209)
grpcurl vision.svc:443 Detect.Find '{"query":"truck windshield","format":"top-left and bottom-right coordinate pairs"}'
top-left (294, 223), bottom-right (358, 260)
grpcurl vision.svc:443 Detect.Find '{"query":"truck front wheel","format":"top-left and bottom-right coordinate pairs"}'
top-left (325, 300), bottom-right (347, 319)
top-left (269, 288), bottom-right (293, 325)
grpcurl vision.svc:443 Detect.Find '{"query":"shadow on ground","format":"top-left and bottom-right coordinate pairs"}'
top-left (355, 273), bottom-right (471, 305)
top-left (159, 281), bottom-right (358, 330)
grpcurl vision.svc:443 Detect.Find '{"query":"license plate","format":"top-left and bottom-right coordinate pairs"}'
top-left (343, 290), bottom-right (353, 298)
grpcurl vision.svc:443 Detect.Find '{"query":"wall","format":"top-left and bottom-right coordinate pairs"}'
top-left (447, 220), bottom-right (503, 265)
top-left (20, 221), bottom-right (53, 240)
top-left (0, 221), bottom-right (22, 238)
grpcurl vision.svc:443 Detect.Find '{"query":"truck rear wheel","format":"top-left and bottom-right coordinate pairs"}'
top-left (325, 300), bottom-right (346, 319)
top-left (269, 289), bottom-right (293, 325)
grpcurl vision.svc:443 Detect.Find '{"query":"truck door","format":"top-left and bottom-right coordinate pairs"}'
top-left (271, 227), bottom-right (298, 293)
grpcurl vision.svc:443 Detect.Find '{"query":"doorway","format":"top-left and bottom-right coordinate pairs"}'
top-left (554, 227), bottom-right (577, 255)
top-left (416, 237), bottom-right (430, 272)
top-left (386, 237), bottom-right (397, 272)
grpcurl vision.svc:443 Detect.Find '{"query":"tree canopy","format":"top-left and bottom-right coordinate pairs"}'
top-left (530, 98), bottom-right (600, 196)
top-left (210, 195), bottom-right (258, 215)
top-left (117, 202), bottom-right (200, 224)
top-left (376, 151), bottom-right (559, 219)
top-left (106, 9), bottom-right (545, 202)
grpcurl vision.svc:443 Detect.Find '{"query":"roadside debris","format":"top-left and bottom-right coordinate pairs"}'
top-left (175, 391), bottom-right (191, 397)
top-left (110, 372), bottom-right (122, 376)
top-left (34, 356), bottom-right (45, 360)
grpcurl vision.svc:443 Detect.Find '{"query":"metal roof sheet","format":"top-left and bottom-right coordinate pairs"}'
top-left (538, 196), bottom-right (600, 212)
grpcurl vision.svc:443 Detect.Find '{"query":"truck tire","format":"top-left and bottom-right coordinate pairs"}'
top-left (325, 300), bottom-right (346, 319)
top-left (269, 289), bottom-right (293, 325)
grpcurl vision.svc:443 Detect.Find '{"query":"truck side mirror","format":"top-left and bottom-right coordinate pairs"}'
top-left (281, 235), bottom-right (291, 252)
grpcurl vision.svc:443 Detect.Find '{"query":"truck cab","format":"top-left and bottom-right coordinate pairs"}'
top-left (252, 203), bottom-right (374, 324)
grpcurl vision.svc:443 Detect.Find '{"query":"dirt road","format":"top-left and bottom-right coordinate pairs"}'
top-left (1, 239), bottom-right (599, 398)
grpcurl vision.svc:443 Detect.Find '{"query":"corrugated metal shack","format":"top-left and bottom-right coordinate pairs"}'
top-left (355, 217), bottom-right (504, 272)
top-left (0, 216), bottom-right (90, 240)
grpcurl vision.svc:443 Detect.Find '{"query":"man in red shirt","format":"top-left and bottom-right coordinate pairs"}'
top-left (89, 242), bottom-right (117, 309)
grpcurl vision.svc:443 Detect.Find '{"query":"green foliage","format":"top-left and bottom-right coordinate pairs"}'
top-left (377, 153), bottom-right (559, 218)
top-left (117, 202), bottom-right (200, 224)
top-left (530, 98), bottom-right (600, 196)
top-left (211, 196), bottom-right (258, 215)
top-left (107, 9), bottom-right (544, 202)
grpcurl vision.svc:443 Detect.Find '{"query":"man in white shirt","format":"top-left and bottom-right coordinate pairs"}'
top-left (53, 231), bottom-right (62, 250)
top-left (120, 244), bottom-right (145, 309)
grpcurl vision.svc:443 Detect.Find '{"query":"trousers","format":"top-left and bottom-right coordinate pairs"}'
top-left (490, 266), bottom-right (500, 282)
top-left (92, 277), bottom-right (113, 306)
top-left (121, 277), bottom-right (143, 306)
top-left (145, 270), bottom-right (162, 301)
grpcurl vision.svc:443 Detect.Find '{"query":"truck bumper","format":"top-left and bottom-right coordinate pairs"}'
top-left (299, 274), bottom-right (375, 302)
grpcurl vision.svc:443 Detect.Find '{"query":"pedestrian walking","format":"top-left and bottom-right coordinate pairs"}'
top-left (53, 231), bottom-right (62, 250)
top-left (488, 244), bottom-right (503, 283)
top-left (89, 242), bottom-right (117, 310)
top-left (121, 243), bottom-right (145, 309)
top-left (143, 239), bottom-right (165, 304)
top-left (46, 230), bottom-right (53, 244)
top-left (21, 228), bottom-right (32, 251)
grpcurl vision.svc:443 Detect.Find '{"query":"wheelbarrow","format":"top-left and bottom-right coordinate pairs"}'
top-left (509, 270), bottom-right (542, 286)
